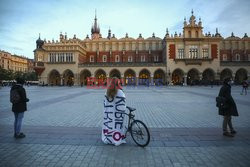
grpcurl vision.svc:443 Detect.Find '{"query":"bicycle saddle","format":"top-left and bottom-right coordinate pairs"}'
top-left (126, 106), bottom-right (136, 111)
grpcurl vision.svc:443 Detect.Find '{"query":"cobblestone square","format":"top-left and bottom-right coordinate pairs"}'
top-left (0, 85), bottom-right (250, 166)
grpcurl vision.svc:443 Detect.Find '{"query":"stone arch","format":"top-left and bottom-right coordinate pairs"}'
top-left (202, 68), bottom-right (215, 85)
top-left (124, 69), bottom-right (136, 85)
top-left (235, 68), bottom-right (248, 84)
top-left (153, 69), bottom-right (165, 85)
top-left (95, 69), bottom-right (107, 85)
top-left (109, 69), bottom-right (121, 78)
top-left (63, 69), bottom-right (74, 86)
top-left (139, 69), bottom-right (151, 85)
top-left (187, 68), bottom-right (200, 85)
top-left (80, 69), bottom-right (91, 86)
top-left (172, 68), bottom-right (184, 85)
top-left (220, 68), bottom-right (233, 81)
top-left (48, 69), bottom-right (60, 86)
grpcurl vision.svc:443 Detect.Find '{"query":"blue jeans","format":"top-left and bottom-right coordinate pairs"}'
top-left (14, 112), bottom-right (24, 134)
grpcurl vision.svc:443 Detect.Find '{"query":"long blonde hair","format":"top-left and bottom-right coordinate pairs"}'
top-left (106, 77), bottom-right (121, 98)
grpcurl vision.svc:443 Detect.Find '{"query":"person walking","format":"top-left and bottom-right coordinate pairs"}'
top-left (218, 77), bottom-right (238, 137)
top-left (10, 77), bottom-right (29, 139)
top-left (241, 79), bottom-right (248, 95)
top-left (102, 77), bottom-right (126, 146)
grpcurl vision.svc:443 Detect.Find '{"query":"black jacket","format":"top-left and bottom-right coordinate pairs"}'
top-left (218, 83), bottom-right (238, 116)
top-left (11, 84), bottom-right (29, 113)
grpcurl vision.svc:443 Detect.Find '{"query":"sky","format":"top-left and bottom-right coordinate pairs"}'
top-left (0, 0), bottom-right (250, 59)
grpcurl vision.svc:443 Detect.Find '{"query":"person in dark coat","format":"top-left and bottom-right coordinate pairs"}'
top-left (218, 77), bottom-right (238, 137)
top-left (241, 79), bottom-right (248, 95)
top-left (11, 77), bottom-right (29, 139)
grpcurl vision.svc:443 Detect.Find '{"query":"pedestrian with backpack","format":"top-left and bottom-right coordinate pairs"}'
top-left (10, 77), bottom-right (29, 139)
top-left (217, 77), bottom-right (238, 137)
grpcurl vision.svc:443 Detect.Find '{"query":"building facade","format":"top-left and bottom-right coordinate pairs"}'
top-left (0, 50), bottom-right (33, 73)
top-left (33, 11), bottom-right (250, 86)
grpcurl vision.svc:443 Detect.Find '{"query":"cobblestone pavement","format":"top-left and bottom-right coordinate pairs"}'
top-left (0, 86), bottom-right (250, 166)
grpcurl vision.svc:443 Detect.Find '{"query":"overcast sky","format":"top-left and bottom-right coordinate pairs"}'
top-left (0, 0), bottom-right (250, 59)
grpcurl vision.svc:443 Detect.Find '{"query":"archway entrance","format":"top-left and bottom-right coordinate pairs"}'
top-left (124, 69), bottom-right (136, 85)
top-left (220, 69), bottom-right (232, 81)
top-left (139, 69), bottom-right (150, 85)
top-left (63, 70), bottom-right (74, 86)
top-left (109, 69), bottom-right (121, 78)
top-left (172, 69), bottom-right (184, 85)
top-left (48, 70), bottom-right (60, 86)
top-left (95, 69), bottom-right (106, 85)
top-left (187, 69), bottom-right (199, 85)
top-left (202, 69), bottom-right (215, 85)
top-left (154, 69), bottom-right (165, 85)
top-left (235, 68), bottom-right (248, 84)
top-left (80, 69), bottom-right (91, 86)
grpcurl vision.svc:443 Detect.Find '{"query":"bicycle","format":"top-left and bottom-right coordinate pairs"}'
top-left (124, 106), bottom-right (150, 147)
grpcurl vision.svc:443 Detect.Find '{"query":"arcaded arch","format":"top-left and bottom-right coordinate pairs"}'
top-left (202, 68), bottom-right (215, 81)
top-left (187, 68), bottom-right (200, 85)
top-left (124, 69), bottom-right (136, 85)
top-left (154, 69), bottom-right (165, 85)
top-left (139, 69), bottom-right (150, 85)
top-left (235, 68), bottom-right (248, 84)
top-left (80, 69), bottom-right (91, 86)
top-left (48, 69), bottom-right (60, 86)
top-left (63, 69), bottom-right (74, 86)
top-left (95, 69), bottom-right (107, 85)
top-left (220, 68), bottom-right (232, 81)
top-left (109, 69), bottom-right (121, 78)
top-left (172, 68), bottom-right (184, 85)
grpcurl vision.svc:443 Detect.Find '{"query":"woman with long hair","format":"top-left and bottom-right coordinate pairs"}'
top-left (101, 77), bottom-right (126, 146)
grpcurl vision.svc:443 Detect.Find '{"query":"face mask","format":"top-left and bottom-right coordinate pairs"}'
top-left (228, 80), bottom-right (233, 85)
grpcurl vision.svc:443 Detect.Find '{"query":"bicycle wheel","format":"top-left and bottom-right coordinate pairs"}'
top-left (130, 120), bottom-right (150, 147)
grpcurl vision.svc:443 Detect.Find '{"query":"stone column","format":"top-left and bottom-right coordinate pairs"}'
top-left (74, 73), bottom-right (79, 86)
top-left (136, 76), bottom-right (139, 86)
top-left (60, 75), bottom-right (63, 86)
top-left (232, 73), bottom-right (236, 83)
top-left (121, 74), bottom-right (125, 86)
top-left (183, 74), bottom-right (187, 86)
top-left (150, 75), bottom-right (154, 86)
top-left (199, 73), bottom-right (203, 81)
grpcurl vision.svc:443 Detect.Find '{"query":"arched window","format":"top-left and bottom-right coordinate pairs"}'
top-left (141, 55), bottom-right (146, 62)
top-left (188, 31), bottom-right (191, 38)
top-left (103, 55), bottom-right (107, 62)
top-left (196, 31), bottom-right (199, 38)
top-left (236, 54), bottom-right (240, 61)
top-left (115, 55), bottom-right (120, 62)
top-left (90, 55), bottom-right (94, 62)
top-left (222, 54), bottom-right (227, 61)
top-left (154, 55), bottom-right (159, 62)
top-left (128, 56), bottom-right (133, 62)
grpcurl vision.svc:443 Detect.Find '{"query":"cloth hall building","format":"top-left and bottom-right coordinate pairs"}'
top-left (33, 11), bottom-right (250, 86)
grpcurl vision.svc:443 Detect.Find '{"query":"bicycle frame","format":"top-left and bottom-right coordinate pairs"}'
top-left (123, 110), bottom-right (135, 137)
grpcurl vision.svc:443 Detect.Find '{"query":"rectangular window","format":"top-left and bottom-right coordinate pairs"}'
top-left (90, 55), bottom-right (94, 62)
top-left (154, 55), bottom-right (159, 62)
top-left (103, 55), bottom-right (107, 62)
top-left (178, 49), bottom-right (184, 59)
top-left (222, 54), bottom-right (227, 61)
top-left (236, 54), bottom-right (240, 61)
top-left (189, 46), bottom-right (198, 59)
top-left (115, 55), bottom-right (120, 62)
top-left (128, 56), bottom-right (132, 62)
top-left (202, 49), bottom-right (209, 58)
top-left (141, 55), bottom-right (145, 62)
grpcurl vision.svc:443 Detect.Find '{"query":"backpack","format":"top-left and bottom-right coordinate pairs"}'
top-left (10, 89), bottom-right (21, 104)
